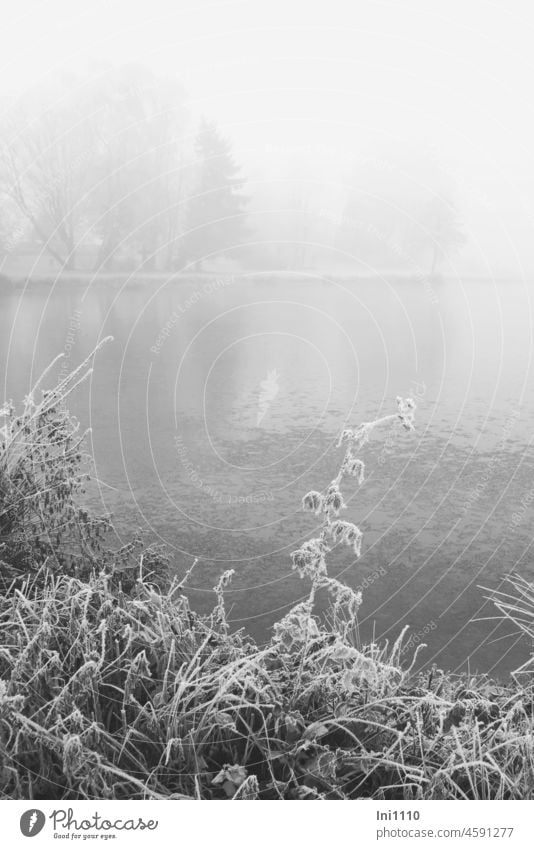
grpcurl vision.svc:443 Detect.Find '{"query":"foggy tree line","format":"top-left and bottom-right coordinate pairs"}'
top-left (257, 151), bottom-right (466, 274)
top-left (0, 65), bottom-right (465, 274)
top-left (0, 65), bottom-right (248, 271)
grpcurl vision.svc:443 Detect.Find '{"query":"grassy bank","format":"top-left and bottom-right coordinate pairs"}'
top-left (1, 347), bottom-right (534, 800)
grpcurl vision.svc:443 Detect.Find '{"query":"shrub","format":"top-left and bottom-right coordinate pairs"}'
top-left (0, 343), bottom-right (110, 583)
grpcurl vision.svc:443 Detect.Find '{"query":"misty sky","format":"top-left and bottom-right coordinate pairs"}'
top-left (1, 0), bottom-right (533, 271)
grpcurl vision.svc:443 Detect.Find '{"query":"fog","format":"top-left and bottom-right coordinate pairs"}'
top-left (0, 0), bottom-right (533, 274)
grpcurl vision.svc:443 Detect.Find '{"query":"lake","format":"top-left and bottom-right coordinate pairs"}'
top-left (2, 272), bottom-right (534, 679)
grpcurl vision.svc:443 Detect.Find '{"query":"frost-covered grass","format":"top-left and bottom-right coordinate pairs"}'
top-left (1, 351), bottom-right (534, 800)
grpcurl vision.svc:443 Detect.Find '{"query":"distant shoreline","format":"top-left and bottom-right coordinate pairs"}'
top-left (0, 270), bottom-right (524, 289)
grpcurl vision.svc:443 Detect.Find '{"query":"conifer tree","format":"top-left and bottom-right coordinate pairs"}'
top-left (183, 119), bottom-right (248, 266)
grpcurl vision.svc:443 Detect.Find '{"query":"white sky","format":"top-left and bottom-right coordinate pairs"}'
top-left (0, 0), bottom-right (532, 165)
top-left (1, 0), bottom-right (534, 268)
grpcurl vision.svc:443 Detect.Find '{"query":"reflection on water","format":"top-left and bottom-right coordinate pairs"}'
top-left (2, 273), bottom-right (534, 678)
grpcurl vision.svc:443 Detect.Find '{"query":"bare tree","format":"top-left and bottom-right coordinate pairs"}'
top-left (0, 67), bottom-right (191, 272)
top-left (415, 196), bottom-right (466, 277)
top-left (0, 72), bottom-right (103, 269)
top-left (90, 66), bottom-right (190, 271)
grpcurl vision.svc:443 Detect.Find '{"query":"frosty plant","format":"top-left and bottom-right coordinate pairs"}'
top-left (4, 361), bottom-right (534, 801)
top-left (0, 339), bottom-right (112, 580)
top-left (291, 397), bottom-right (416, 621)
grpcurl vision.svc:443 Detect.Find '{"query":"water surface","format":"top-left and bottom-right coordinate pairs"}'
top-left (2, 272), bottom-right (534, 678)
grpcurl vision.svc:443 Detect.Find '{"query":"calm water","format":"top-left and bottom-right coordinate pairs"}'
top-left (2, 272), bottom-right (534, 678)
